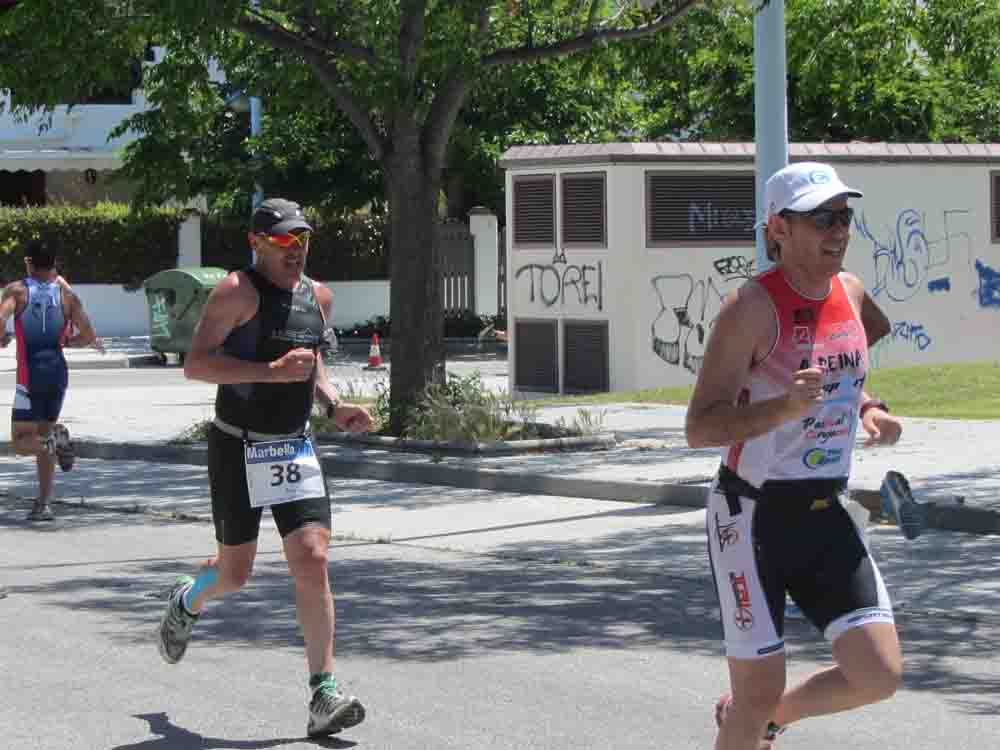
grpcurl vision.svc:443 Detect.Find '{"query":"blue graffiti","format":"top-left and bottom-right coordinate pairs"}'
top-left (891, 321), bottom-right (932, 351)
top-left (856, 209), bottom-right (967, 302)
top-left (974, 260), bottom-right (1000, 309)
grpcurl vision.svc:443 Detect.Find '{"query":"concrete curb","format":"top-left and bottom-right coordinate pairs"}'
top-left (4, 439), bottom-right (993, 534)
top-left (317, 431), bottom-right (618, 455)
top-left (0, 354), bottom-right (161, 372)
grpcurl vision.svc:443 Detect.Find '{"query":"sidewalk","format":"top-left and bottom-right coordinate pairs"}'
top-left (1, 339), bottom-right (997, 532)
top-left (3, 455), bottom-right (999, 624)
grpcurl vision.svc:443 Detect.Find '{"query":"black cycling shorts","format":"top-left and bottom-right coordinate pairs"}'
top-left (208, 424), bottom-right (331, 546)
top-left (706, 467), bottom-right (894, 659)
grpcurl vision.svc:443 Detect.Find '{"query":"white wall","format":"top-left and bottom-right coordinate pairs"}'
top-left (73, 285), bottom-right (151, 337)
top-left (0, 97), bottom-right (145, 151)
top-left (324, 280), bottom-right (391, 329)
top-left (635, 161), bottom-right (1000, 388)
top-left (507, 158), bottom-right (1000, 393)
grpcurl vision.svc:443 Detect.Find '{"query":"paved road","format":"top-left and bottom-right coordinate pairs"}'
top-left (2, 459), bottom-right (1000, 749)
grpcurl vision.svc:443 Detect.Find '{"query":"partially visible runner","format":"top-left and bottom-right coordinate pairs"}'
top-left (687, 163), bottom-right (905, 749)
top-left (155, 198), bottom-right (374, 738)
top-left (0, 240), bottom-right (103, 521)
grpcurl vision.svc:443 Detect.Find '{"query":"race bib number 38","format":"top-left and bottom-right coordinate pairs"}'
top-left (245, 438), bottom-right (326, 508)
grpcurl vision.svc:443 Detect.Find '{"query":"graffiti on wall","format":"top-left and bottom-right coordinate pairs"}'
top-left (650, 254), bottom-right (754, 374)
top-left (890, 321), bottom-right (932, 352)
top-left (856, 208), bottom-right (970, 303)
top-left (713, 254), bottom-right (756, 282)
top-left (514, 252), bottom-right (604, 311)
top-left (975, 259), bottom-right (1000, 309)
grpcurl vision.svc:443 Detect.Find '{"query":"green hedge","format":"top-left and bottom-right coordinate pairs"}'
top-left (0, 203), bottom-right (184, 290)
top-left (202, 209), bottom-right (388, 280)
top-left (0, 203), bottom-right (388, 289)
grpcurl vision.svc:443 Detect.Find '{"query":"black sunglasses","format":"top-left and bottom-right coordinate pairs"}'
top-left (781, 206), bottom-right (854, 231)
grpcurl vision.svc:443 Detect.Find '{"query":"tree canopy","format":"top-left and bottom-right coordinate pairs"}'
top-left (0, 0), bottom-right (701, 431)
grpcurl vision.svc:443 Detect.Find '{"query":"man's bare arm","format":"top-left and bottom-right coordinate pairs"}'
top-left (184, 272), bottom-right (315, 385)
top-left (0, 283), bottom-right (24, 346)
top-left (63, 291), bottom-right (103, 349)
top-left (312, 285), bottom-right (339, 409)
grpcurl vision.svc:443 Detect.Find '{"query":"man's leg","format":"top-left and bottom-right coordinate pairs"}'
top-left (716, 653), bottom-right (786, 750)
top-left (283, 525), bottom-right (335, 676)
top-left (157, 542), bottom-right (257, 665)
top-left (283, 524), bottom-right (364, 736)
top-left (12, 419), bottom-right (56, 518)
top-left (771, 622), bottom-right (901, 726)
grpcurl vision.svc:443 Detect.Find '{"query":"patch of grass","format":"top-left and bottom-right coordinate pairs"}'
top-left (529, 360), bottom-right (1000, 420)
top-left (528, 386), bottom-right (694, 409)
top-left (864, 360), bottom-right (1000, 419)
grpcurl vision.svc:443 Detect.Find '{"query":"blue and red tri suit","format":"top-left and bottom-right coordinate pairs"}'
top-left (12, 278), bottom-right (70, 423)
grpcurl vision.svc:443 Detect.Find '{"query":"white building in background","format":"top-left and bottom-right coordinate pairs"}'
top-left (500, 142), bottom-right (1000, 395)
top-left (0, 46), bottom-right (229, 207)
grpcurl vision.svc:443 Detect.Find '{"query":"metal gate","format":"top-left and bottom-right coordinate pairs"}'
top-left (439, 221), bottom-right (475, 316)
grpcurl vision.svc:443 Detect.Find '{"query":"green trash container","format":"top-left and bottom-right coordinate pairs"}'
top-left (143, 267), bottom-right (228, 363)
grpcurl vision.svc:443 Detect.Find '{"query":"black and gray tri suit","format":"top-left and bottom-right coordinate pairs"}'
top-left (209, 269), bottom-right (331, 545)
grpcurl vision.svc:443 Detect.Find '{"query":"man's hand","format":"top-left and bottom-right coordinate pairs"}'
top-left (333, 404), bottom-right (374, 433)
top-left (0, 331), bottom-right (10, 349)
top-left (784, 367), bottom-right (825, 417)
top-left (268, 348), bottom-right (316, 382)
top-left (862, 408), bottom-right (902, 447)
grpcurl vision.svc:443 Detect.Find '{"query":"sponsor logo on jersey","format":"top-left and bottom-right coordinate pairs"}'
top-left (802, 447), bottom-right (843, 469)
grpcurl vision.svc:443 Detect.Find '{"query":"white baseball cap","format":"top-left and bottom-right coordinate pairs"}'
top-left (756, 162), bottom-right (862, 228)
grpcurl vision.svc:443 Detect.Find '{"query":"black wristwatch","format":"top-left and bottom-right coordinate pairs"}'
top-left (325, 400), bottom-right (340, 420)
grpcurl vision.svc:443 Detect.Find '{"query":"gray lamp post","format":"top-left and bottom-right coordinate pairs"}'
top-left (753, 0), bottom-right (789, 273)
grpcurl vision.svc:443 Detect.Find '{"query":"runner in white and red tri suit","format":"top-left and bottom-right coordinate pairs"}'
top-left (686, 162), bottom-right (904, 750)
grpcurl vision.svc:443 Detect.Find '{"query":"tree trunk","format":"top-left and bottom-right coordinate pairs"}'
top-left (385, 146), bottom-right (445, 435)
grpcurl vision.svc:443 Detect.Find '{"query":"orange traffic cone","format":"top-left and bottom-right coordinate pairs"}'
top-left (364, 333), bottom-right (386, 370)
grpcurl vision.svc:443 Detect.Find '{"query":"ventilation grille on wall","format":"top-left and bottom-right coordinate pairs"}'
top-left (563, 320), bottom-right (609, 393)
top-left (562, 173), bottom-right (606, 246)
top-left (513, 175), bottom-right (555, 246)
top-left (647, 171), bottom-right (756, 245)
top-left (514, 319), bottom-right (558, 392)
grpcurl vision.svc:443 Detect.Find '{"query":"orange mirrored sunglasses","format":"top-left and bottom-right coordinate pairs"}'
top-left (258, 231), bottom-right (311, 249)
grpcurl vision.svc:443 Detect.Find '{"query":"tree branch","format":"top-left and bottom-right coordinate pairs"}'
top-left (234, 15), bottom-right (386, 161)
top-left (399, 1), bottom-right (427, 78)
top-left (240, 8), bottom-right (376, 66)
top-left (423, 74), bottom-right (470, 174)
top-left (301, 49), bottom-right (388, 162)
top-left (483, 0), bottom-right (702, 66)
top-left (586, 0), bottom-right (603, 29)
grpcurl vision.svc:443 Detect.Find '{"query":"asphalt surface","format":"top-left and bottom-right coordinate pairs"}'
top-left (2, 345), bottom-right (1000, 748)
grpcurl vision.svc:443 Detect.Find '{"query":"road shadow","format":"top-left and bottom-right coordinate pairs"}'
top-left (110, 712), bottom-right (353, 750)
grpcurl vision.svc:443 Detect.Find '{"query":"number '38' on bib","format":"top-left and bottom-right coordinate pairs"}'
top-left (245, 437), bottom-right (326, 508)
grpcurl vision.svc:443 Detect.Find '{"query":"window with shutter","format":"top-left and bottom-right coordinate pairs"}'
top-left (514, 320), bottom-right (559, 392)
top-left (562, 172), bottom-right (606, 247)
top-left (992, 172), bottom-right (1000, 243)
top-left (646, 171), bottom-right (756, 246)
top-left (513, 175), bottom-right (555, 248)
top-left (563, 321), bottom-right (609, 393)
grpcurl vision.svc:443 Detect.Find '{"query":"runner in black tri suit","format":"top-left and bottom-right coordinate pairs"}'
top-left (155, 198), bottom-right (374, 738)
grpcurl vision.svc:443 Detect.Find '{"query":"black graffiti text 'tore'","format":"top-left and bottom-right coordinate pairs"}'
top-left (515, 261), bottom-right (603, 310)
